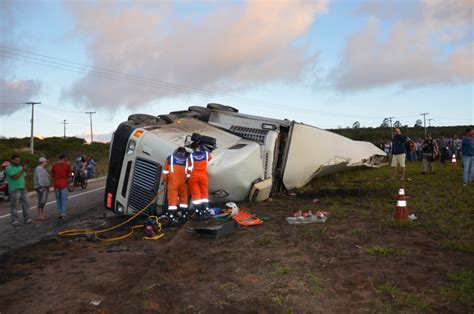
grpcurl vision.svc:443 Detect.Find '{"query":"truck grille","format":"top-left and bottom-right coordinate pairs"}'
top-left (128, 158), bottom-right (161, 214)
top-left (230, 126), bottom-right (268, 144)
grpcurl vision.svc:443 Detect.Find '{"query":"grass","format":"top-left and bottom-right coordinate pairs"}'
top-left (272, 262), bottom-right (294, 275)
top-left (367, 246), bottom-right (409, 256)
top-left (306, 273), bottom-right (323, 295)
top-left (307, 161), bottom-right (473, 254)
top-left (441, 270), bottom-right (474, 310)
top-left (404, 295), bottom-right (431, 312)
top-left (298, 225), bottom-right (324, 240)
top-left (255, 237), bottom-right (272, 247)
top-left (375, 282), bottom-right (432, 312)
top-left (271, 294), bottom-right (294, 307)
top-left (375, 282), bottom-right (399, 299)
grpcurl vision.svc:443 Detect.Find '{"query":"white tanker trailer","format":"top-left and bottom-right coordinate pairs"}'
top-left (104, 103), bottom-right (385, 215)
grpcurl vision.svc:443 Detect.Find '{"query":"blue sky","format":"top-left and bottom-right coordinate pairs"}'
top-left (1, 0), bottom-right (472, 142)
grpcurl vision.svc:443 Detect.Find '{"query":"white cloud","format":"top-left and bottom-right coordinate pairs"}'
top-left (0, 80), bottom-right (42, 115)
top-left (76, 130), bottom-right (113, 144)
top-left (0, 0), bottom-right (42, 116)
top-left (331, 0), bottom-right (474, 91)
top-left (63, 0), bottom-right (330, 110)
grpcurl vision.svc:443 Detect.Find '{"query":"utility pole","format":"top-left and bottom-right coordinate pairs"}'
top-left (85, 111), bottom-right (96, 144)
top-left (26, 101), bottom-right (41, 154)
top-left (420, 113), bottom-right (429, 135)
top-left (387, 116), bottom-right (395, 138)
top-left (61, 120), bottom-right (69, 139)
top-left (427, 118), bottom-right (433, 127)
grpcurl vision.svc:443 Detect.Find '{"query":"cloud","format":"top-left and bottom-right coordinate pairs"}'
top-left (331, 0), bottom-right (474, 91)
top-left (76, 130), bottom-right (113, 144)
top-left (0, 0), bottom-right (42, 116)
top-left (0, 80), bottom-right (42, 115)
top-left (63, 0), bottom-right (329, 110)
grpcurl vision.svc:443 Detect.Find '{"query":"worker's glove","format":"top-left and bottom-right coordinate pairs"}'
top-left (226, 202), bottom-right (239, 216)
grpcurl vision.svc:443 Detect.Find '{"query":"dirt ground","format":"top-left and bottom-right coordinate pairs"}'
top-left (0, 167), bottom-right (472, 313)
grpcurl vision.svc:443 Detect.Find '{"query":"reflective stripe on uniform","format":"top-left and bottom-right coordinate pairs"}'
top-left (202, 198), bottom-right (209, 203)
top-left (168, 205), bottom-right (178, 210)
top-left (162, 170), bottom-right (169, 174)
top-left (192, 199), bottom-right (202, 205)
top-left (170, 155), bottom-right (174, 173)
top-left (179, 204), bottom-right (188, 208)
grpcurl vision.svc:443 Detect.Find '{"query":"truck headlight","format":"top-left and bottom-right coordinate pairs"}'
top-left (127, 140), bottom-right (136, 155)
top-left (117, 203), bottom-right (124, 213)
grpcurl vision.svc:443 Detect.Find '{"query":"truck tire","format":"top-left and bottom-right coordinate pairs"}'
top-left (188, 106), bottom-right (212, 115)
top-left (206, 103), bottom-right (239, 113)
top-left (157, 114), bottom-right (178, 123)
top-left (128, 114), bottom-right (158, 125)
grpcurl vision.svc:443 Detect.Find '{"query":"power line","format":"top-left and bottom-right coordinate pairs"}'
top-left (0, 45), bottom-right (396, 120)
top-left (0, 46), bottom-right (445, 123)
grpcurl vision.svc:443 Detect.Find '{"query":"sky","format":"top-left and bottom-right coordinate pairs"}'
top-left (0, 0), bottom-right (473, 143)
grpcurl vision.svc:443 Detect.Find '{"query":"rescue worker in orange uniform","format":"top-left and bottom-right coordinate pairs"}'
top-left (162, 147), bottom-right (189, 223)
top-left (188, 142), bottom-right (212, 218)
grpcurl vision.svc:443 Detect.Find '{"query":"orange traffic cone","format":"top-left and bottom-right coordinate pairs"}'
top-left (451, 154), bottom-right (457, 168)
top-left (394, 188), bottom-right (409, 221)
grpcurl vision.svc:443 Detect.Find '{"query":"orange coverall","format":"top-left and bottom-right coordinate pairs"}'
top-left (188, 150), bottom-right (212, 207)
top-left (162, 152), bottom-right (189, 210)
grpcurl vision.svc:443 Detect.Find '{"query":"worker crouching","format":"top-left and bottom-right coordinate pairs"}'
top-left (162, 147), bottom-right (189, 223)
top-left (188, 142), bottom-right (212, 219)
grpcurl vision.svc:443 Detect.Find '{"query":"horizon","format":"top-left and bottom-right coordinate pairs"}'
top-left (1, 0), bottom-right (472, 142)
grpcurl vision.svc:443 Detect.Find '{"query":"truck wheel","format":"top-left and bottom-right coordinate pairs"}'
top-left (128, 114), bottom-right (158, 125)
top-left (157, 114), bottom-right (177, 124)
top-left (207, 103), bottom-right (238, 112)
top-left (188, 106), bottom-right (212, 115)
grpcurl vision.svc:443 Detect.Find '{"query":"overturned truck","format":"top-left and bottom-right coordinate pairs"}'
top-left (105, 103), bottom-right (385, 215)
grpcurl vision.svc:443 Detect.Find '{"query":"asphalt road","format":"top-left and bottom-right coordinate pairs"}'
top-left (0, 178), bottom-right (107, 255)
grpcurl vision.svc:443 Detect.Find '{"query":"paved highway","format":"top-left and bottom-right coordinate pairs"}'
top-left (0, 178), bottom-right (108, 255)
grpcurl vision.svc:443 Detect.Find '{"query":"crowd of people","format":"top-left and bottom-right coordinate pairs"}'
top-left (381, 128), bottom-right (474, 185)
top-left (0, 154), bottom-right (97, 226)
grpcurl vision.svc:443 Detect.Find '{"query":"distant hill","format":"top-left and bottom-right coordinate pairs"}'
top-left (0, 137), bottom-right (110, 190)
top-left (328, 126), bottom-right (472, 143)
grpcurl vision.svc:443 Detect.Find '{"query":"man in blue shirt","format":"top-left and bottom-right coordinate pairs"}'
top-left (461, 128), bottom-right (474, 186)
top-left (391, 128), bottom-right (410, 181)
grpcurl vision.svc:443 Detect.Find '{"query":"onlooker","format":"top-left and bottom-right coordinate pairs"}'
top-left (437, 135), bottom-right (448, 164)
top-left (51, 154), bottom-right (72, 219)
top-left (415, 139), bottom-right (423, 161)
top-left (5, 155), bottom-right (32, 226)
top-left (0, 161), bottom-right (10, 199)
top-left (421, 134), bottom-right (436, 174)
top-left (34, 157), bottom-right (50, 220)
top-left (461, 128), bottom-right (474, 186)
top-left (452, 134), bottom-right (462, 160)
top-left (87, 156), bottom-right (97, 178)
top-left (407, 140), bottom-right (417, 161)
top-left (391, 128), bottom-right (410, 181)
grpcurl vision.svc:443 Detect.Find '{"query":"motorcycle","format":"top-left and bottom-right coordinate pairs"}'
top-left (68, 170), bottom-right (88, 192)
top-left (0, 182), bottom-right (9, 201)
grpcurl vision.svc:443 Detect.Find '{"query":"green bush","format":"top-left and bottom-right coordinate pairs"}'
top-left (0, 136), bottom-right (110, 190)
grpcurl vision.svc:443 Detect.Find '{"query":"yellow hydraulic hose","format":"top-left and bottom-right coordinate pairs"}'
top-left (58, 188), bottom-right (166, 242)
